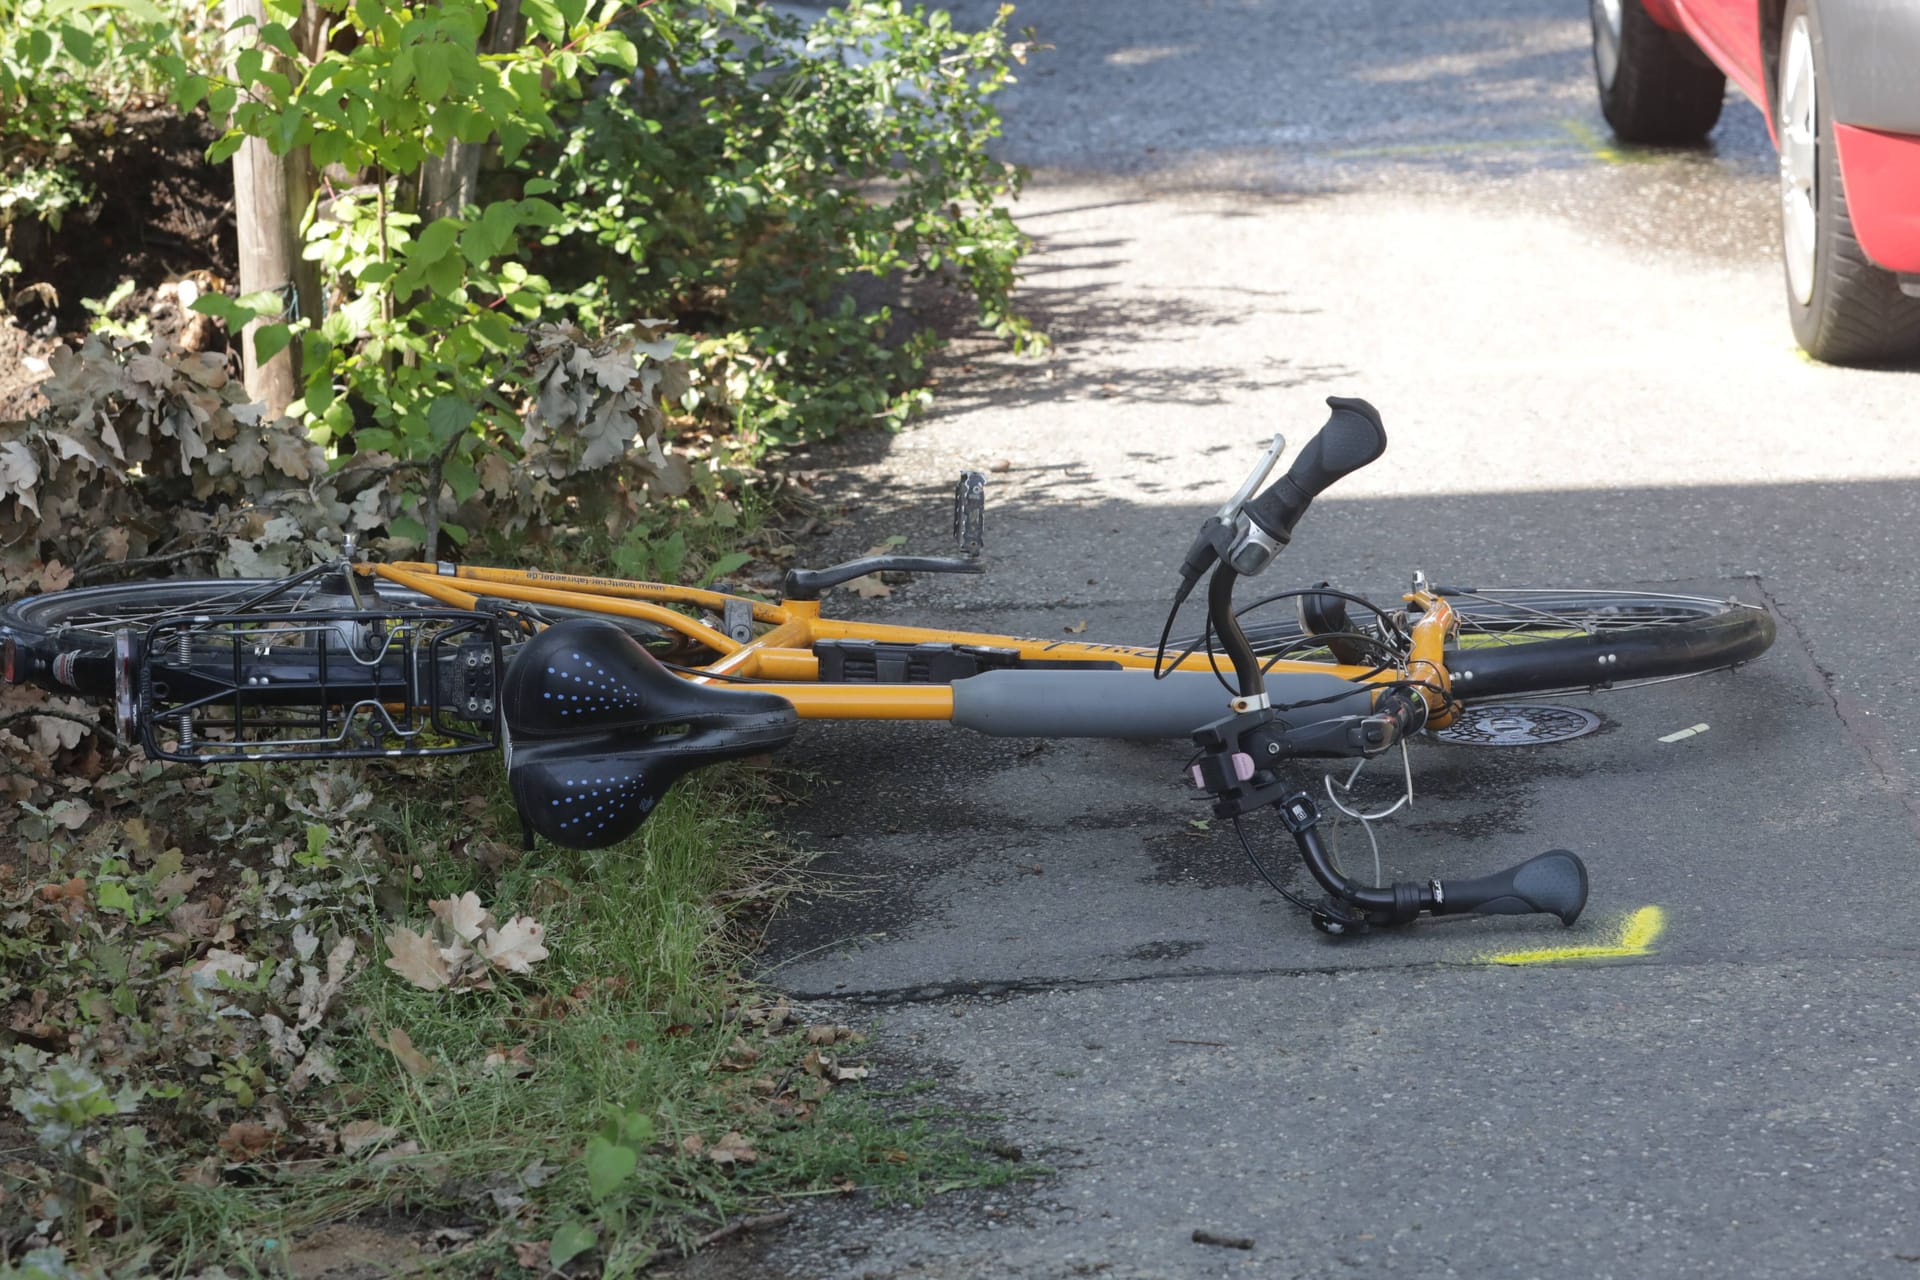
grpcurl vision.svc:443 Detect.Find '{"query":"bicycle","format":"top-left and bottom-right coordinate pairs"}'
top-left (0, 397), bottom-right (1775, 936)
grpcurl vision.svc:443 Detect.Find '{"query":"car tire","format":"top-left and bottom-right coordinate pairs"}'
top-left (1778, 0), bottom-right (1920, 364)
top-left (1589, 0), bottom-right (1725, 144)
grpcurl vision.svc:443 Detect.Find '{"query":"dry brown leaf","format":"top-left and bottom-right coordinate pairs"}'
top-left (384, 926), bottom-right (451, 991)
top-left (718, 1037), bottom-right (761, 1072)
top-left (286, 1045), bottom-right (339, 1094)
top-left (707, 1131), bottom-right (759, 1165)
top-left (368, 1139), bottom-right (422, 1168)
top-left (44, 798), bottom-right (90, 830)
top-left (190, 948), bottom-right (258, 994)
top-left (373, 1025), bottom-right (436, 1079)
top-left (680, 1133), bottom-right (706, 1156)
top-left (295, 937), bottom-right (357, 1031)
top-left (339, 1120), bottom-right (399, 1156)
top-left (1064, 620), bottom-right (1089, 634)
top-left (429, 891), bottom-right (493, 943)
top-left (849, 574), bottom-right (892, 599)
top-left (217, 1121), bottom-right (274, 1161)
top-left (479, 916), bottom-right (548, 974)
top-left (481, 1044), bottom-right (536, 1077)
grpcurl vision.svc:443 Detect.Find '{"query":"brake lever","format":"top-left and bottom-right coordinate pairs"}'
top-left (1215, 432), bottom-right (1288, 523)
top-left (1173, 433), bottom-right (1287, 603)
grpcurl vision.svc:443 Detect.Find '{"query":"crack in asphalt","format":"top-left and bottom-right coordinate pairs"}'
top-left (782, 952), bottom-right (1655, 1006)
top-left (786, 938), bottom-right (1920, 1008)
top-left (1752, 575), bottom-right (1920, 839)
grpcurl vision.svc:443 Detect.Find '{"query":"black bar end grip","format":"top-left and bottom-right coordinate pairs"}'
top-left (1433, 850), bottom-right (1589, 926)
top-left (1243, 396), bottom-right (1387, 543)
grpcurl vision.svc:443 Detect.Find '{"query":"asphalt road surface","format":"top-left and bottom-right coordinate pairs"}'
top-left (709, 2), bottom-right (1920, 1276)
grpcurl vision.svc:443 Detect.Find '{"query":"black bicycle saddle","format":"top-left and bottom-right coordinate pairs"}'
top-left (500, 618), bottom-right (799, 850)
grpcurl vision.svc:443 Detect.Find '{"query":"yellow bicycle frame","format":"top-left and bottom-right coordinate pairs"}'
top-left (367, 562), bottom-right (1462, 729)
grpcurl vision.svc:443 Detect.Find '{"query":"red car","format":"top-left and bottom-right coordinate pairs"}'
top-left (1589, 0), bottom-right (1920, 363)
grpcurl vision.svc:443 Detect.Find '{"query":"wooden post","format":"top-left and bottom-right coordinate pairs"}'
top-left (226, 0), bottom-right (299, 416)
top-left (420, 0), bottom-right (523, 222)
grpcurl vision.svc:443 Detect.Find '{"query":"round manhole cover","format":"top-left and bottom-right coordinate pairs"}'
top-left (1432, 704), bottom-right (1601, 747)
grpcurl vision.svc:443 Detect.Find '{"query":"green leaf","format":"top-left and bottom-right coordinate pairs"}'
top-left (441, 520), bottom-right (468, 545)
top-left (96, 882), bottom-right (135, 913)
top-left (190, 293), bottom-right (253, 325)
top-left (410, 217), bottom-right (464, 266)
top-left (174, 73), bottom-right (209, 112)
top-left (252, 322), bottom-right (295, 366)
top-left (207, 132), bottom-right (246, 164)
top-left (585, 1136), bottom-right (637, 1200)
top-left (426, 395), bottom-right (472, 443)
top-left (236, 289), bottom-right (287, 318)
top-left (522, 0), bottom-right (564, 43)
top-left (389, 515), bottom-right (427, 544)
top-left (700, 551), bottom-right (751, 585)
top-left (258, 22), bottom-right (298, 59)
top-left (415, 42), bottom-right (452, 102)
top-left (654, 531), bottom-right (687, 583)
top-left (549, 1221), bottom-right (597, 1269)
top-left (425, 253), bottom-right (464, 298)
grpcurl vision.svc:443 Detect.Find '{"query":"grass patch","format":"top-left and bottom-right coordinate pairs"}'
top-left (2, 748), bottom-right (1024, 1277)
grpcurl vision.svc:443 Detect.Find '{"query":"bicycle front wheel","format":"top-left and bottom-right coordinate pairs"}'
top-left (1434, 587), bottom-right (1774, 698)
top-left (1223, 586), bottom-right (1775, 700)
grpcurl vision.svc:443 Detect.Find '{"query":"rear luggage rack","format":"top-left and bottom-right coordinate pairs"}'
top-left (134, 610), bottom-right (514, 763)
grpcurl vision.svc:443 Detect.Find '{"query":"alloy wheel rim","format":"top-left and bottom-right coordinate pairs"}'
top-left (1779, 15), bottom-right (1818, 306)
top-left (1591, 0), bottom-right (1623, 91)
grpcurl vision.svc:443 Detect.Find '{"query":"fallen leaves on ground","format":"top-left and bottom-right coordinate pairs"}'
top-left (682, 1131), bottom-right (759, 1165)
top-left (338, 1120), bottom-right (399, 1156)
top-left (384, 894), bottom-right (548, 991)
top-left (373, 1025), bottom-right (436, 1079)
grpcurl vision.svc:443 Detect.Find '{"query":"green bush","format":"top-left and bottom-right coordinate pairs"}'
top-left (543, 1), bottom-right (1037, 445)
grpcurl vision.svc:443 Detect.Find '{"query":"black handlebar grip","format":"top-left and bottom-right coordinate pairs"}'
top-left (1243, 396), bottom-right (1387, 543)
top-left (1431, 850), bottom-right (1589, 926)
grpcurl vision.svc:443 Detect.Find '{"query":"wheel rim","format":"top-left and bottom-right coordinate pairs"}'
top-left (1591, 0), bottom-right (1623, 92)
top-left (1779, 14), bottom-right (1818, 306)
top-left (6, 579), bottom-right (424, 645)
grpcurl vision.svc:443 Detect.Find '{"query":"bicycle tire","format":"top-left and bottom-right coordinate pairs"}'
top-left (1210, 586), bottom-right (1775, 700)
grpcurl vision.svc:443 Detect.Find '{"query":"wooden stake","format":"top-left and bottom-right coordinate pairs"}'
top-left (226, 0), bottom-right (300, 416)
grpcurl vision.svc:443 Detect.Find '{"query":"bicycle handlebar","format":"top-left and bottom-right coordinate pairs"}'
top-left (1242, 396), bottom-right (1387, 547)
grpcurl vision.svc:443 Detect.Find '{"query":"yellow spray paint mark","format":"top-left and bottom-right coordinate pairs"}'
top-left (1327, 137), bottom-right (1571, 159)
top-left (1560, 119), bottom-right (1624, 165)
top-left (1484, 905), bottom-right (1666, 966)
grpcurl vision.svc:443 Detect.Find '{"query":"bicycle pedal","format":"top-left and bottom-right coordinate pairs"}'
top-left (954, 470), bottom-right (986, 556)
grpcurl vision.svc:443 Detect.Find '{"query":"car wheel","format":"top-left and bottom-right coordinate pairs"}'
top-left (1589, 0), bottom-right (1725, 144)
top-left (1778, 0), bottom-right (1920, 364)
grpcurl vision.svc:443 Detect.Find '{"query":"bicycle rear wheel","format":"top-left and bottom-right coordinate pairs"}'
top-left (0, 575), bottom-right (446, 696)
top-left (1219, 586), bottom-right (1775, 700)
